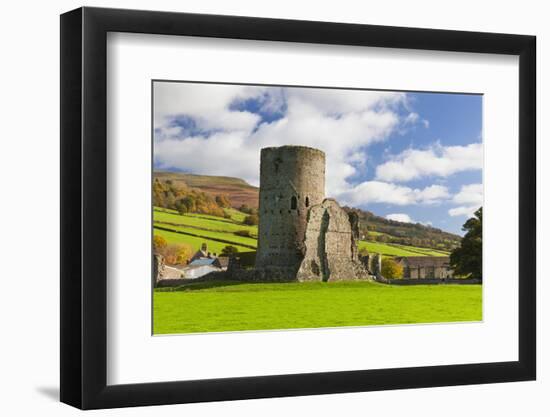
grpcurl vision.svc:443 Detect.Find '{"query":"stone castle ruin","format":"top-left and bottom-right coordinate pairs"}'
top-left (253, 145), bottom-right (371, 282)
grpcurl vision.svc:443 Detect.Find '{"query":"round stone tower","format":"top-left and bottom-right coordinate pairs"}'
top-left (255, 145), bottom-right (326, 278)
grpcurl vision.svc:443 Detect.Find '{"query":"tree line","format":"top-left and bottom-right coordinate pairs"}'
top-left (153, 179), bottom-right (231, 218)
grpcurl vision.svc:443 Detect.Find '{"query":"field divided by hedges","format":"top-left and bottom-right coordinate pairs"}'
top-left (154, 207), bottom-right (449, 258)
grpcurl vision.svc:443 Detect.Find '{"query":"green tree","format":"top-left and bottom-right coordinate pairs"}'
top-left (180, 196), bottom-right (196, 213)
top-left (239, 204), bottom-right (257, 215)
top-left (381, 258), bottom-right (403, 279)
top-left (450, 207), bottom-right (482, 280)
top-left (175, 199), bottom-right (188, 215)
top-left (243, 214), bottom-right (259, 226)
top-left (234, 230), bottom-right (252, 238)
top-left (221, 245), bottom-right (239, 256)
top-left (377, 234), bottom-right (390, 243)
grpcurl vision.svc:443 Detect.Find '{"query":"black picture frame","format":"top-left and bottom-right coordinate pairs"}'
top-left (60, 6), bottom-right (536, 410)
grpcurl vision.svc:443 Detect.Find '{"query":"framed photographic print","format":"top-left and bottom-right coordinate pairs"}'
top-left (60, 6), bottom-right (536, 409)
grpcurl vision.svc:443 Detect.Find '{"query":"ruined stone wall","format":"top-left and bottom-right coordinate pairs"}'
top-left (296, 199), bottom-right (370, 282)
top-left (403, 264), bottom-right (452, 279)
top-left (153, 253), bottom-right (165, 286)
top-left (255, 146), bottom-right (325, 277)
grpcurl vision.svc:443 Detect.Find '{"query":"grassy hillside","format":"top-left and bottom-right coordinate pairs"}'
top-left (154, 280), bottom-right (481, 334)
top-left (154, 206), bottom-right (449, 260)
top-left (154, 171), bottom-right (259, 209)
top-left (346, 207), bottom-right (461, 252)
top-left (154, 208), bottom-right (257, 235)
top-left (154, 207), bottom-right (257, 255)
top-left (154, 228), bottom-right (251, 254)
top-left (357, 241), bottom-right (447, 257)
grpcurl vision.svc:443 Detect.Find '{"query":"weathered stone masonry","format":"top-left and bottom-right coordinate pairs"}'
top-left (254, 145), bottom-right (371, 282)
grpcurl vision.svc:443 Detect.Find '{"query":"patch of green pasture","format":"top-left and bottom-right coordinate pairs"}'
top-left (358, 241), bottom-right (424, 256)
top-left (388, 244), bottom-right (450, 257)
top-left (153, 281), bottom-right (482, 334)
top-left (154, 206), bottom-right (179, 215)
top-left (154, 223), bottom-right (257, 248)
top-left (153, 228), bottom-right (251, 253)
top-left (224, 208), bottom-right (248, 222)
top-left (154, 209), bottom-right (257, 234)
top-left (366, 230), bottom-right (386, 237)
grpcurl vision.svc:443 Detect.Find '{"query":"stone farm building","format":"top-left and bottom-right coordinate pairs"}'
top-left (394, 256), bottom-right (454, 279)
top-left (182, 243), bottom-right (228, 279)
top-left (183, 257), bottom-right (228, 279)
top-left (154, 243), bottom-right (229, 283)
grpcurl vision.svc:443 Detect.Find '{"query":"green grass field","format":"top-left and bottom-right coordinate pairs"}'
top-left (386, 243), bottom-right (449, 257)
top-left (155, 223), bottom-right (258, 248)
top-left (154, 228), bottom-right (252, 253)
top-left (153, 281), bottom-right (482, 334)
top-left (357, 241), bottom-right (445, 257)
top-left (154, 207), bottom-right (257, 253)
top-left (154, 208), bottom-right (257, 234)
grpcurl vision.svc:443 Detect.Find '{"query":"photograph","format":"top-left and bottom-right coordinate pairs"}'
top-left (151, 81), bottom-right (483, 335)
top-left (53, 4), bottom-right (538, 411)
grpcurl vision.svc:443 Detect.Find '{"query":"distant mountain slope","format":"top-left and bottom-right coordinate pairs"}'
top-left (154, 171), bottom-right (259, 209)
top-left (153, 171), bottom-right (461, 251)
top-left (344, 207), bottom-right (461, 252)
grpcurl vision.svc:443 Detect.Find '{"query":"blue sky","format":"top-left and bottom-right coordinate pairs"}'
top-left (154, 82), bottom-right (482, 235)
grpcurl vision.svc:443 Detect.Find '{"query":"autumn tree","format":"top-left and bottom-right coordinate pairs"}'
top-left (162, 243), bottom-right (193, 265)
top-left (152, 178), bottom-right (228, 217)
top-left (215, 194), bottom-right (231, 208)
top-left (381, 258), bottom-right (404, 279)
top-left (153, 235), bottom-right (168, 252)
top-left (243, 214), bottom-right (259, 226)
top-left (450, 207), bottom-right (482, 280)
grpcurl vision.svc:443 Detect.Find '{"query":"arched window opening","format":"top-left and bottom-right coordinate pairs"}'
top-left (290, 196), bottom-right (297, 210)
top-left (305, 196), bottom-right (310, 207)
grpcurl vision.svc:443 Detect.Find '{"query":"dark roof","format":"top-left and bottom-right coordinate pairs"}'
top-left (395, 256), bottom-right (450, 267)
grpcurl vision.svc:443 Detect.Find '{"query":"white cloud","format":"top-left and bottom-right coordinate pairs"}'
top-left (403, 112), bottom-right (429, 130)
top-left (154, 83), bottom-right (264, 132)
top-left (154, 83), bottom-right (407, 189)
top-left (386, 213), bottom-right (413, 223)
top-left (154, 83), bottom-right (453, 213)
top-left (375, 142), bottom-right (483, 182)
top-left (385, 213), bottom-right (432, 225)
top-left (448, 206), bottom-right (476, 217)
top-left (452, 183), bottom-right (483, 205)
top-left (448, 183), bottom-right (483, 217)
top-left (338, 181), bottom-right (450, 206)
